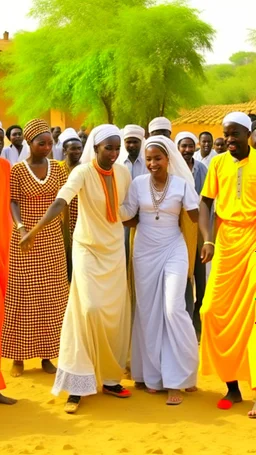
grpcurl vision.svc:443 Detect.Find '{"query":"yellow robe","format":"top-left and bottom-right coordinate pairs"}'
top-left (52, 162), bottom-right (132, 396)
top-left (200, 148), bottom-right (256, 386)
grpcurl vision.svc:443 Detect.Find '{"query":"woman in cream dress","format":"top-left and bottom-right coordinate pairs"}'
top-left (21, 125), bottom-right (132, 413)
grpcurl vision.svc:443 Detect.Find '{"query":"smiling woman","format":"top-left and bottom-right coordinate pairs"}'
top-left (2, 118), bottom-right (69, 378)
top-left (120, 135), bottom-right (199, 406)
top-left (20, 124), bottom-right (133, 414)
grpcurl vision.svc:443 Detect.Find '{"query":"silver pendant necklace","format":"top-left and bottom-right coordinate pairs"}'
top-left (149, 174), bottom-right (170, 220)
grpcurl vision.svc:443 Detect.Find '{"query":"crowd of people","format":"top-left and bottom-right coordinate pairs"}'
top-left (0, 112), bottom-right (255, 418)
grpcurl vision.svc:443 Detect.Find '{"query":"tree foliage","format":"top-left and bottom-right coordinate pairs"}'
top-left (200, 48), bottom-right (256, 105)
top-left (3, 0), bottom-right (214, 126)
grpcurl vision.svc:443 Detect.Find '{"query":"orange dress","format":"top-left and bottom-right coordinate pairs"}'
top-left (0, 158), bottom-right (12, 390)
top-left (2, 160), bottom-right (69, 361)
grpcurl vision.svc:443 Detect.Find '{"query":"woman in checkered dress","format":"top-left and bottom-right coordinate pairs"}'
top-left (2, 119), bottom-right (69, 377)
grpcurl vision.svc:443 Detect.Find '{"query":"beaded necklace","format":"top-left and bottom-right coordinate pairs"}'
top-left (149, 174), bottom-right (170, 220)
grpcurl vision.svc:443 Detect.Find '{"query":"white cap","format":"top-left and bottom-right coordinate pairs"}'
top-left (222, 112), bottom-right (252, 131)
top-left (59, 128), bottom-right (81, 145)
top-left (123, 124), bottom-right (145, 140)
top-left (174, 131), bottom-right (198, 147)
top-left (148, 117), bottom-right (172, 134)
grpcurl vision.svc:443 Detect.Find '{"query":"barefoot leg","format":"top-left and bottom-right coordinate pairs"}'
top-left (0, 393), bottom-right (17, 405)
top-left (248, 402), bottom-right (256, 419)
top-left (41, 359), bottom-right (57, 374)
top-left (10, 360), bottom-right (24, 378)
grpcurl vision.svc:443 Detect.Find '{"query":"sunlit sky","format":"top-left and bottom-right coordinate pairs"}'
top-left (0, 0), bottom-right (255, 64)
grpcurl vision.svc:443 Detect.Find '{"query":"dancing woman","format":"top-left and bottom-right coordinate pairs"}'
top-left (120, 136), bottom-right (199, 405)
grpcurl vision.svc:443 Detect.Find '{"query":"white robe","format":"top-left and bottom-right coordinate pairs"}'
top-left (120, 174), bottom-right (199, 389)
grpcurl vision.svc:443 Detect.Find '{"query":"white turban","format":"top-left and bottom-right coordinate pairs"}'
top-left (174, 131), bottom-right (198, 148)
top-left (148, 117), bottom-right (172, 134)
top-left (123, 124), bottom-right (145, 141)
top-left (118, 124), bottom-right (145, 165)
top-left (81, 124), bottom-right (121, 164)
top-left (59, 127), bottom-right (81, 145)
top-left (222, 112), bottom-right (252, 131)
top-left (144, 135), bottom-right (195, 188)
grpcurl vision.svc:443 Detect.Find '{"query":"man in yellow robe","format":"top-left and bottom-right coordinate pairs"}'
top-left (199, 112), bottom-right (256, 417)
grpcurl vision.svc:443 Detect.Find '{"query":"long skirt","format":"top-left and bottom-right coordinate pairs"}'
top-left (131, 224), bottom-right (198, 390)
top-left (52, 239), bottom-right (131, 396)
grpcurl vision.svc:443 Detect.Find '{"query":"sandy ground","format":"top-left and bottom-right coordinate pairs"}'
top-left (0, 358), bottom-right (255, 455)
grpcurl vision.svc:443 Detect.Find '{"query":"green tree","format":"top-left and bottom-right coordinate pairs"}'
top-left (3, 0), bottom-right (214, 126)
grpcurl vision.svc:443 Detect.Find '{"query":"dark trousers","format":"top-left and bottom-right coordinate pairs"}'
top-left (193, 248), bottom-right (206, 333)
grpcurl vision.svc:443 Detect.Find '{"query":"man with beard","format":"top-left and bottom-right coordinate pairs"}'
top-left (1, 125), bottom-right (29, 166)
top-left (199, 112), bottom-right (256, 418)
top-left (194, 131), bottom-right (217, 168)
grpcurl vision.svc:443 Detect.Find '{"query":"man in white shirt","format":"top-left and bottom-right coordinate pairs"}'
top-left (1, 125), bottom-right (29, 166)
top-left (121, 124), bottom-right (148, 179)
top-left (194, 131), bottom-right (217, 168)
top-left (52, 126), bottom-right (63, 161)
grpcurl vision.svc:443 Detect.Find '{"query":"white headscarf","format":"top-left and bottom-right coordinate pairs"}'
top-left (0, 121), bottom-right (5, 135)
top-left (148, 117), bottom-right (172, 134)
top-left (144, 135), bottom-right (195, 187)
top-left (174, 131), bottom-right (199, 148)
top-left (59, 127), bottom-right (81, 145)
top-left (81, 124), bottom-right (121, 164)
top-left (118, 124), bottom-right (145, 165)
top-left (222, 112), bottom-right (252, 131)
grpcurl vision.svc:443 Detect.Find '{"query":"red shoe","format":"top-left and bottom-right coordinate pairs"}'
top-left (102, 384), bottom-right (131, 398)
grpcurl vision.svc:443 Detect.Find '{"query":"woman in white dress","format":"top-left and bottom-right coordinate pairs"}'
top-left (120, 135), bottom-right (199, 405)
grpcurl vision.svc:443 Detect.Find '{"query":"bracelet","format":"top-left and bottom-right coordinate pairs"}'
top-left (204, 241), bottom-right (215, 247)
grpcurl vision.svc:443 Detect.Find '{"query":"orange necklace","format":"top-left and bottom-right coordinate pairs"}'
top-left (93, 159), bottom-right (118, 223)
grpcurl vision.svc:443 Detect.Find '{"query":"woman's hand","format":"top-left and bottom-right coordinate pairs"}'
top-left (19, 227), bottom-right (28, 240)
top-left (123, 214), bottom-right (139, 228)
top-left (200, 244), bottom-right (214, 264)
top-left (20, 230), bottom-right (36, 252)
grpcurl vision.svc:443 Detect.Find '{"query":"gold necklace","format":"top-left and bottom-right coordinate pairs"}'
top-left (149, 174), bottom-right (170, 220)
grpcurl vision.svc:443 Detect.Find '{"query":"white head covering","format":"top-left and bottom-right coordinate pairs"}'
top-left (144, 135), bottom-right (195, 187)
top-left (123, 124), bottom-right (145, 140)
top-left (174, 131), bottom-right (198, 148)
top-left (81, 124), bottom-right (121, 164)
top-left (148, 117), bottom-right (172, 134)
top-left (118, 124), bottom-right (145, 165)
top-left (59, 127), bottom-right (81, 145)
top-left (222, 112), bottom-right (252, 131)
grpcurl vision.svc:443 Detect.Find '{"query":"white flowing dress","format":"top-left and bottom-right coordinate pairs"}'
top-left (120, 174), bottom-right (199, 390)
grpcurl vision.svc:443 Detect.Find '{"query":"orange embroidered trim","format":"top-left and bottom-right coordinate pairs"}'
top-left (93, 159), bottom-right (118, 223)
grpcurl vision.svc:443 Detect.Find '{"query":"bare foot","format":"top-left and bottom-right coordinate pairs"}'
top-left (248, 402), bottom-right (256, 418)
top-left (185, 386), bottom-right (198, 392)
top-left (41, 359), bottom-right (57, 374)
top-left (10, 360), bottom-right (24, 377)
top-left (135, 382), bottom-right (147, 390)
top-left (0, 393), bottom-right (17, 405)
top-left (166, 389), bottom-right (183, 405)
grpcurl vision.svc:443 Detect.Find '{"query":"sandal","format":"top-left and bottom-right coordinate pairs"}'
top-left (64, 395), bottom-right (81, 414)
